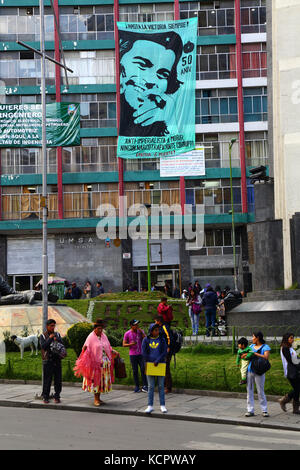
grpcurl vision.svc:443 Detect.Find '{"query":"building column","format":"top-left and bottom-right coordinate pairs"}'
top-left (0, 149), bottom-right (2, 221)
top-left (235, 0), bottom-right (248, 214)
top-left (0, 235), bottom-right (7, 276)
top-left (114, 0), bottom-right (124, 214)
top-left (54, 0), bottom-right (64, 219)
top-left (174, 0), bottom-right (186, 215)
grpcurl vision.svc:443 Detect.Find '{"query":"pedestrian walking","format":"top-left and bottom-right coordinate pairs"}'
top-left (71, 282), bottom-right (82, 299)
top-left (186, 289), bottom-right (202, 336)
top-left (94, 281), bottom-right (104, 297)
top-left (123, 319), bottom-right (148, 393)
top-left (202, 285), bottom-right (219, 337)
top-left (64, 287), bottom-right (72, 299)
top-left (84, 281), bottom-right (92, 299)
top-left (279, 332), bottom-right (300, 414)
top-left (157, 297), bottom-right (173, 326)
top-left (142, 323), bottom-right (168, 414)
top-left (39, 319), bottom-right (64, 404)
top-left (181, 289), bottom-right (188, 300)
top-left (74, 319), bottom-right (120, 407)
top-left (193, 281), bottom-right (201, 295)
top-left (163, 282), bottom-right (172, 297)
top-left (154, 314), bottom-right (172, 393)
top-left (245, 331), bottom-right (271, 417)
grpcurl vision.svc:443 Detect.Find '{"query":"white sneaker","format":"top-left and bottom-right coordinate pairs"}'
top-left (145, 406), bottom-right (154, 414)
top-left (160, 406), bottom-right (168, 413)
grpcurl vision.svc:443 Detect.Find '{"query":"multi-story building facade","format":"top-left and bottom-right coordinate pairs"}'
top-left (0, 0), bottom-right (268, 293)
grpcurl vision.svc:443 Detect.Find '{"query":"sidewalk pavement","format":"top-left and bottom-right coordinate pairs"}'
top-left (0, 380), bottom-right (300, 432)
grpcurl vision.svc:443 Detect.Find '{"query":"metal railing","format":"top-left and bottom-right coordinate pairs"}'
top-left (1, 193), bottom-right (58, 220)
top-left (62, 162), bottom-right (118, 173)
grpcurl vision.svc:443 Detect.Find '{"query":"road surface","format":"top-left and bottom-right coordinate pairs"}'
top-left (0, 407), bottom-right (299, 450)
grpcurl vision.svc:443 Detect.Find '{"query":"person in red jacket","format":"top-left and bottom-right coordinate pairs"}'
top-left (157, 297), bottom-right (173, 326)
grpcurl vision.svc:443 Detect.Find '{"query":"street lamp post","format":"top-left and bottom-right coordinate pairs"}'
top-left (229, 138), bottom-right (238, 291)
top-left (17, 0), bottom-right (73, 330)
top-left (40, 0), bottom-right (48, 332)
top-left (145, 204), bottom-right (151, 292)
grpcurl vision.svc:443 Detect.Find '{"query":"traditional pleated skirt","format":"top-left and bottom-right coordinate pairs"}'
top-left (82, 353), bottom-right (112, 394)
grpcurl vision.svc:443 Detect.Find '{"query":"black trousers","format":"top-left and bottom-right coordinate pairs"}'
top-left (288, 378), bottom-right (300, 402)
top-left (42, 360), bottom-right (62, 400)
top-left (130, 355), bottom-right (147, 388)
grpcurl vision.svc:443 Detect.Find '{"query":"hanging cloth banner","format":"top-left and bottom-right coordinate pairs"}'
top-left (0, 103), bottom-right (80, 148)
top-left (116, 17), bottom-right (198, 159)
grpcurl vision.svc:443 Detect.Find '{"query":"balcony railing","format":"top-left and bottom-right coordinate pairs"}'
top-left (198, 139), bottom-right (268, 169)
top-left (62, 162), bottom-right (118, 173)
top-left (1, 139), bottom-right (268, 176)
top-left (0, 186), bottom-right (257, 221)
top-left (2, 193), bottom-right (58, 220)
top-left (1, 164), bottom-right (57, 175)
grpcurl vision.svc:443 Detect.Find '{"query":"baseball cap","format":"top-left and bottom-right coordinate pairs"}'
top-left (130, 319), bottom-right (140, 326)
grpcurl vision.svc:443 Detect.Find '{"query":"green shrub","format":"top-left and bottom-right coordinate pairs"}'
top-left (105, 328), bottom-right (124, 347)
top-left (62, 335), bottom-right (71, 349)
top-left (3, 331), bottom-right (19, 353)
top-left (67, 322), bottom-right (93, 357)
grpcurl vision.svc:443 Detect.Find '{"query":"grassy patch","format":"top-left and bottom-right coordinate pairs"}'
top-left (58, 296), bottom-right (193, 332)
top-left (0, 344), bottom-right (290, 396)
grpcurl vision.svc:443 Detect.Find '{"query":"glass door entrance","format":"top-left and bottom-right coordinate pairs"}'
top-left (133, 267), bottom-right (180, 296)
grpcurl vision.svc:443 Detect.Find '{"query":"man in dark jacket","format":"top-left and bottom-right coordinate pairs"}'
top-left (71, 282), bottom-right (81, 299)
top-left (202, 286), bottom-right (219, 337)
top-left (39, 319), bottom-right (64, 404)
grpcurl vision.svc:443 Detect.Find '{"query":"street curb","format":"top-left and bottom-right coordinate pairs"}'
top-left (0, 379), bottom-right (282, 402)
top-left (0, 398), bottom-right (299, 433)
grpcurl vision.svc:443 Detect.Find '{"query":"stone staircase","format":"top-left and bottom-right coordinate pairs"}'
top-left (243, 290), bottom-right (300, 302)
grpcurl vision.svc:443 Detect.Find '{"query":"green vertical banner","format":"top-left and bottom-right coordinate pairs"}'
top-left (117, 17), bottom-right (198, 159)
top-left (0, 103), bottom-right (80, 147)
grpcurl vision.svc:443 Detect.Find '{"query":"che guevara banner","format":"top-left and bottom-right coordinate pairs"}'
top-left (117, 17), bottom-right (198, 159)
top-left (0, 103), bottom-right (80, 148)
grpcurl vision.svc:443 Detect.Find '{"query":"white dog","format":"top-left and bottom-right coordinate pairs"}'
top-left (11, 334), bottom-right (39, 360)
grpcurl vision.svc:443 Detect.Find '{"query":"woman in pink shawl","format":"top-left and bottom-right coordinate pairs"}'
top-left (74, 319), bottom-right (120, 406)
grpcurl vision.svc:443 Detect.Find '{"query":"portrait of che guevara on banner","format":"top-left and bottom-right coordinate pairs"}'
top-left (116, 17), bottom-right (198, 159)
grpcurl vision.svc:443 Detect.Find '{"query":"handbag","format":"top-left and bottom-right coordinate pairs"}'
top-left (50, 340), bottom-right (67, 359)
top-left (192, 302), bottom-right (201, 314)
top-left (287, 362), bottom-right (300, 380)
top-left (251, 346), bottom-right (271, 376)
top-left (114, 356), bottom-right (127, 379)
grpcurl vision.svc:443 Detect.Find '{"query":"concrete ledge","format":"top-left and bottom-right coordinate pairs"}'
top-left (0, 378), bottom-right (282, 402)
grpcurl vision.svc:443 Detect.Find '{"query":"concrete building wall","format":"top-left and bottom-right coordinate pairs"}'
top-left (247, 219), bottom-right (284, 291)
top-left (55, 233), bottom-right (123, 291)
top-left (253, 182), bottom-right (274, 222)
top-left (272, 0), bottom-right (300, 287)
top-left (267, 0), bottom-right (274, 178)
top-left (189, 254), bottom-right (236, 290)
top-left (0, 235), bottom-right (7, 278)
